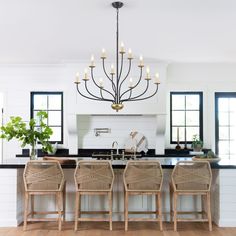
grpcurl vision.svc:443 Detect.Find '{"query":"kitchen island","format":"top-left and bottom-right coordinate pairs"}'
top-left (0, 157), bottom-right (235, 227)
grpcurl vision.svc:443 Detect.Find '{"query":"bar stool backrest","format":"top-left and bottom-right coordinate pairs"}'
top-left (74, 160), bottom-right (114, 191)
top-left (23, 160), bottom-right (64, 191)
top-left (124, 160), bottom-right (163, 191)
top-left (171, 161), bottom-right (212, 191)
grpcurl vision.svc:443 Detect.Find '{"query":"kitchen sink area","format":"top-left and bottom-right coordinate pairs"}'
top-left (92, 150), bottom-right (142, 160)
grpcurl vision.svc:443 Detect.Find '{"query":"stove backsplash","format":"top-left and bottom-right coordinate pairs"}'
top-left (76, 115), bottom-right (165, 154)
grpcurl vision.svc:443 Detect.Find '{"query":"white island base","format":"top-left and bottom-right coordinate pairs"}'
top-left (0, 168), bottom-right (235, 227)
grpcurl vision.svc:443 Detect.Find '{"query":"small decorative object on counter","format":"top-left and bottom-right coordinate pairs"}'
top-left (192, 150), bottom-right (221, 162)
top-left (191, 134), bottom-right (203, 152)
top-left (0, 111), bottom-right (53, 160)
top-left (175, 127), bottom-right (181, 150)
top-left (124, 131), bottom-right (148, 154)
top-left (47, 142), bottom-right (58, 155)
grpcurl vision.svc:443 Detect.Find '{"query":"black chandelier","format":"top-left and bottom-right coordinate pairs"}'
top-left (75, 1), bottom-right (160, 112)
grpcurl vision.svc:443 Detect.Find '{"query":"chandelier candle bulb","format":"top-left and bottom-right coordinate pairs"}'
top-left (145, 66), bottom-right (151, 80)
top-left (139, 55), bottom-right (144, 67)
top-left (128, 77), bottom-right (133, 88)
top-left (83, 68), bottom-right (89, 81)
top-left (75, 72), bottom-right (80, 84)
top-left (111, 64), bottom-right (115, 74)
top-left (90, 54), bottom-right (95, 67)
top-left (128, 48), bottom-right (133, 59)
top-left (99, 78), bottom-right (104, 88)
top-left (154, 72), bottom-right (160, 84)
top-left (101, 48), bottom-right (106, 59)
top-left (120, 41), bottom-right (125, 53)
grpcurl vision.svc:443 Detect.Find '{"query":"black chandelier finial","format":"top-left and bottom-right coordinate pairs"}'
top-left (75, 1), bottom-right (160, 112)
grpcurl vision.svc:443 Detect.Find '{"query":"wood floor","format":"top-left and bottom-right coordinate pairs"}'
top-left (0, 222), bottom-right (236, 236)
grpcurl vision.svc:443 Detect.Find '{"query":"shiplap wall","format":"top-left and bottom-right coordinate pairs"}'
top-left (0, 169), bottom-right (18, 226)
top-left (218, 169), bottom-right (236, 226)
top-left (77, 115), bottom-right (157, 150)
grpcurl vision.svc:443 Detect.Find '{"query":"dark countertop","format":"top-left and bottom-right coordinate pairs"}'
top-left (1, 157), bottom-right (236, 169)
top-left (16, 148), bottom-right (210, 158)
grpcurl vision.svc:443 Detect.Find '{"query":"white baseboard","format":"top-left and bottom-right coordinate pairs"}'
top-left (218, 219), bottom-right (236, 227)
top-left (0, 219), bottom-right (18, 227)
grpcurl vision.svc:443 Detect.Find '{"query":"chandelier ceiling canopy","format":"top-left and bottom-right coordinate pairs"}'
top-left (75, 1), bottom-right (160, 112)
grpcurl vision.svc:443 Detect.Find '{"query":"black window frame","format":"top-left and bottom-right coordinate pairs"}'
top-left (215, 92), bottom-right (236, 156)
top-left (30, 91), bottom-right (63, 144)
top-left (170, 91), bottom-right (203, 144)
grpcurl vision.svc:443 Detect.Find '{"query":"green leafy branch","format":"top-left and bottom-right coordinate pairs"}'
top-left (0, 111), bottom-right (53, 153)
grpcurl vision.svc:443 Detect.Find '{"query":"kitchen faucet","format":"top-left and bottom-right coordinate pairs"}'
top-left (112, 141), bottom-right (119, 155)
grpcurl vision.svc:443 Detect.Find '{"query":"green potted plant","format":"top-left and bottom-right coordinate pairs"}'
top-left (191, 134), bottom-right (203, 152)
top-left (0, 111), bottom-right (53, 160)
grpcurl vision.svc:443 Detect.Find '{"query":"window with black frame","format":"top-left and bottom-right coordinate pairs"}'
top-left (215, 92), bottom-right (236, 160)
top-left (31, 92), bottom-right (63, 143)
top-left (170, 92), bottom-right (203, 144)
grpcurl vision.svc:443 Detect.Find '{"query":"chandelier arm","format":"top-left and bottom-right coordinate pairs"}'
top-left (118, 58), bottom-right (132, 95)
top-left (102, 59), bottom-right (116, 89)
top-left (118, 53), bottom-right (124, 81)
top-left (119, 66), bottom-right (143, 99)
top-left (128, 89), bottom-right (132, 100)
top-left (99, 89), bottom-right (115, 102)
top-left (111, 74), bottom-right (116, 92)
top-left (75, 84), bottom-right (104, 101)
top-left (99, 87), bottom-right (116, 101)
top-left (129, 79), bottom-right (150, 100)
top-left (125, 84), bottom-right (159, 102)
top-left (84, 80), bottom-right (104, 100)
top-left (91, 67), bottom-right (116, 101)
top-left (121, 79), bottom-right (150, 102)
top-left (90, 68), bottom-right (104, 91)
top-left (100, 89), bottom-right (105, 100)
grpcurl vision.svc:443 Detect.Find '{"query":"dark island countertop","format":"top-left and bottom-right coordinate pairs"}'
top-left (1, 157), bottom-right (236, 169)
top-left (16, 148), bottom-right (212, 158)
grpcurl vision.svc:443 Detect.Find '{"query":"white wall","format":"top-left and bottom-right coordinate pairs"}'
top-left (1, 62), bottom-right (236, 159)
top-left (77, 115), bottom-right (157, 150)
top-left (166, 63), bottom-right (236, 151)
top-left (0, 65), bottom-right (69, 160)
top-left (0, 61), bottom-right (167, 159)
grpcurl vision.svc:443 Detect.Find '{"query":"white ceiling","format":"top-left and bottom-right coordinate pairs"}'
top-left (0, 0), bottom-right (236, 64)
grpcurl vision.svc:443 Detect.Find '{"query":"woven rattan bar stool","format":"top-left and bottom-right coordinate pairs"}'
top-left (123, 160), bottom-right (163, 231)
top-left (169, 161), bottom-right (212, 231)
top-left (23, 160), bottom-right (66, 231)
top-left (74, 160), bottom-right (114, 231)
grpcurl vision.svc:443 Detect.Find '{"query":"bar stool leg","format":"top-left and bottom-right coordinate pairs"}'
top-left (57, 192), bottom-right (62, 231)
top-left (173, 193), bottom-right (178, 231)
top-left (157, 193), bottom-right (163, 231)
top-left (23, 192), bottom-right (29, 231)
top-left (169, 183), bottom-right (173, 222)
top-left (201, 194), bottom-right (204, 215)
top-left (125, 191), bottom-right (129, 231)
top-left (156, 193), bottom-right (159, 219)
top-left (74, 192), bottom-right (79, 231)
top-left (63, 184), bottom-right (66, 221)
top-left (31, 195), bottom-right (34, 218)
top-left (108, 191), bottom-right (113, 230)
top-left (207, 192), bottom-right (212, 231)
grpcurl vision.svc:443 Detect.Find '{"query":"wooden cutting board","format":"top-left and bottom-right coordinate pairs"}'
top-left (43, 156), bottom-right (76, 164)
top-left (124, 131), bottom-right (148, 153)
